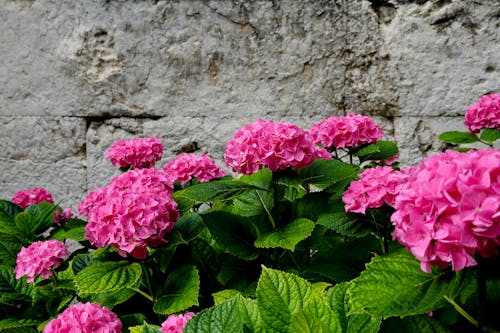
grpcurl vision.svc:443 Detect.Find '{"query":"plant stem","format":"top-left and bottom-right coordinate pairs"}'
top-left (128, 287), bottom-right (154, 302)
top-left (142, 264), bottom-right (155, 300)
top-left (444, 297), bottom-right (500, 333)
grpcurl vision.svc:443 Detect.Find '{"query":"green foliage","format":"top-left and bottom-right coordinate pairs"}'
top-left (353, 141), bottom-right (399, 162)
top-left (438, 131), bottom-right (479, 144)
top-left (254, 218), bottom-right (315, 251)
top-left (75, 261), bottom-right (142, 295)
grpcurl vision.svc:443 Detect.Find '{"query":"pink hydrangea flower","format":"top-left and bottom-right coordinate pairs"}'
top-left (163, 153), bottom-right (227, 184)
top-left (342, 166), bottom-right (410, 214)
top-left (54, 208), bottom-right (74, 224)
top-left (79, 168), bottom-right (178, 259)
top-left (224, 119), bottom-right (330, 175)
top-left (391, 148), bottom-right (500, 273)
top-left (43, 302), bottom-right (122, 333)
top-left (309, 114), bottom-right (383, 149)
top-left (14, 240), bottom-right (68, 283)
top-left (464, 93), bottom-right (500, 133)
top-left (160, 312), bottom-right (196, 333)
top-left (11, 187), bottom-right (54, 209)
top-left (105, 137), bottom-right (163, 169)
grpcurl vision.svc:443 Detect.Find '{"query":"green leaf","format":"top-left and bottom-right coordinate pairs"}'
top-left (213, 289), bottom-right (243, 305)
top-left (184, 296), bottom-right (244, 333)
top-left (382, 315), bottom-right (453, 333)
top-left (480, 128), bottom-right (500, 144)
top-left (275, 176), bottom-right (308, 202)
top-left (87, 288), bottom-right (136, 309)
top-left (0, 233), bottom-right (21, 266)
top-left (0, 200), bottom-right (22, 221)
top-left (178, 180), bottom-right (264, 202)
top-left (348, 249), bottom-right (473, 318)
top-left (173, 214), bottom-right (205, 242)
top-left (317, 213), bottom-right (370, 237)
top-left (75, 261), bottom-right (142, 295)
top-left (200, 211), bottom-right (260, 260)
top-left (289, 310), bottom-right (328, 333)
top-left (0, 265), bottom-right (33, 301)
top-left (326, 283), bottom-right (349, 332)
top-left (128, 322), bottom-right (162, 333)
top-left (24, 202), bottom-right (57, 234)
top-left (0, 318), bottom-right (39, 332)
top-left (71, 253), bottom-right (93, 275)
top-left (303, 293), bottom-right (342, 332)
top-left (297, 159), bottom-right (359, 189)
top-left (171, 192), bottom-right (196, 214)
top-left (256, 266), bottom-right (313, 333)
top-left (153, 265), bottom-right (200, 315)
top-left (14, 212), bottom-right (36, 240)
top-left (438, 131), bottom-right (478, 144)
top-left (119, 314), bottom-right (148, 331)
top-left (346, 314), bottom-right (382, 333)
top-left (354, 141), bottom-right (399, 162)
top-left (254, 218), bottom-right (315, 251)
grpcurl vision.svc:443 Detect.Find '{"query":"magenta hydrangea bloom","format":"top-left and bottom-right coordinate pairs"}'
top-left (160, 312), bottom-right (195, 333)
top-left (342, 166), bottom-right (410, 214)
top-left (54, 208), bottom-right (74, 224)
top-left (79, 168), bottom-right (178, 259)
top-left (224, 119), bottom-right (330, 175)
top-left (163, 153), bottom-right (227, 184)
top-left (464, 93), bottom-right (500, 133)
top-left (105, 137), bottom-right (163, 169)
top-left (391, 148), bottom-right (500, 273)
top-left (43, 302), bottom-right (122, 333)
top-left (309, 114), bottom-right (383, 149)
top-left (14, 240), bottom-right (68, 283)
top-left (11, 187), bottom-right (54, 209)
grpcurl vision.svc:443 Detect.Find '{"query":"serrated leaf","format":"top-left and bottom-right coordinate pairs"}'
top-left (128, 322), bottom-right (162, 333)
top-left (0, 233), bottom-right (21, 266)
top-left (178, 180), bottom-right (264, 202)
top-left (0, 265), bottom-right (33, 301)
top-left (75, 261), bottom-right (142, 295)
top-left (254, 218), bottom-right (315, 251)
top-left (290, 310), bottom-right (328, 333)
top-left (346, 314), bottom-right (382, 333)
top-left (87, 288), bottom-right (136, 309)
top-left (24, 202), bottom-right (57, 234)
top-left (325, 283), bottom-right (349, 332)
top-left (354, 141), bottom-right (399, 162)
top-left (71, 253), bottom-right (93, 275)
top-left (480, 128), bottom-right (500, 144)
top-left (275, 176), bottom-right (308, 202)
top-left (297, 159), bottom-right (359, 189)
top-left (184, 296), bottom-right (244, 333)
top-left (303, 293), bottom-right (342, 333)
top-left (153, 265), bottom-right (199, 315)
top-left (200, 211), bottom-right (259, 260)
top-left (348, 249), bottom-right (473, 318)
top-left (213, 289), bottom-right (242, 305)
top-left (173, 214), bottom-right (205, 242)
top-left (14, 212), bottom-right (36, 240)
top-left (257, 266), bottom-right (313, 333)
top-left (438, 131), bottom-right (478, 144)
top-left (317, 213), bottom-right (370, 237)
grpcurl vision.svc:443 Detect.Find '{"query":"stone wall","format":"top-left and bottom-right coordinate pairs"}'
top-left (1, 0), bottom-right (499, 209)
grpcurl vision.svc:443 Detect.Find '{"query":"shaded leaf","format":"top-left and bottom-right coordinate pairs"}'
top-left (254, 218), bottom-right (315, 251)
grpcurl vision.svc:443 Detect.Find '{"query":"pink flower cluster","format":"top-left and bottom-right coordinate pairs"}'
top-left (464, 93), bottom-right (500, 133)
top-left (163, 153), bottom-right (227, 184)
top-left (54, 208), bottom-right (74, 224)
top-left (342, 166), bottom-right (411, 214)
top-left (43, 302), bottom-right (122, 333)
top-left (105, 137), bottom-right (163, 169)
top-left (14, 240), bottom-right (68, 283)
top-left (224, 119), bottom-right (330, 175)
top-left (391, 148), bottom-right (500, 273)
top-left (161, 312), bottom-right (196, 333)
top-left (11, 187), bottom-right (54, 209)
top-left (79, 168), bottom-right (178, 259)
top-left (309, 114), bottom-right (383, 149)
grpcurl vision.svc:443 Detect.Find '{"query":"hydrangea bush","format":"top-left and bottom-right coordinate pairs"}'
top-left (0, 94), bottom-right (499, 333)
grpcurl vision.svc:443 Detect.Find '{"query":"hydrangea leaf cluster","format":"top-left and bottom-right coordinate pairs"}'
top-left (308, 114), bottom-right (383, 149)
top-left (224, 119), bottom-right (330, 175)
top-left (161, 312), bottom-right (196, 333)
top-left (342, 166), bottom-right (412, 214)
top-left (163, 153), bottom-right (227, 184)
top-left (464, 93), bottom-right (500, 133)
top-left (43, 302), bottom-right (122, 333)
top-left (391, 148), bottom-right (500, 273)
top-left (14, 240), bottom-right (68, 283)
top-left (11, 187), bottom-right (54, 209)
top-left (105, 137), bottom-right (163, 169)
top-left (79, 168), bottom-right (178, 259)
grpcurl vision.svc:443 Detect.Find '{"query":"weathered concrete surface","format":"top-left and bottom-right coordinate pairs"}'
top-left (0, 0), bottom-right (499, 209)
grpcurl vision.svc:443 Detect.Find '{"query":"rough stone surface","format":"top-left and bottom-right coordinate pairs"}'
top-left (0, 0), bottom-right (499, 209)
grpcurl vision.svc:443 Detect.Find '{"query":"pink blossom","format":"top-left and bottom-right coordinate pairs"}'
top-left (105, 137), bottom-right (163, 169)
top-left (80, 168), bottom-right (178, 259)
top-left (43, 302), bottom-right (122, 333)
top-left (309, 114), bottom-right (383, 149)
top-left (391, 148), bottom-right (500, 273)
top-left (163, 153), bottom-right (227, 184)
top-left (11, 187), bottom-right (54, 209)
top-left (54, 208), bottom-right (74, 224)
top-left (14, 240), bottom-right (68, 283)
top-left (342, 166), bottom-right (410, 214)
top-left (464, 93), bottom-right (500, 133)
top-left (224, 119), bottom-right (330, 175)
top-left (160, 312), bottom-right (195, 333)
